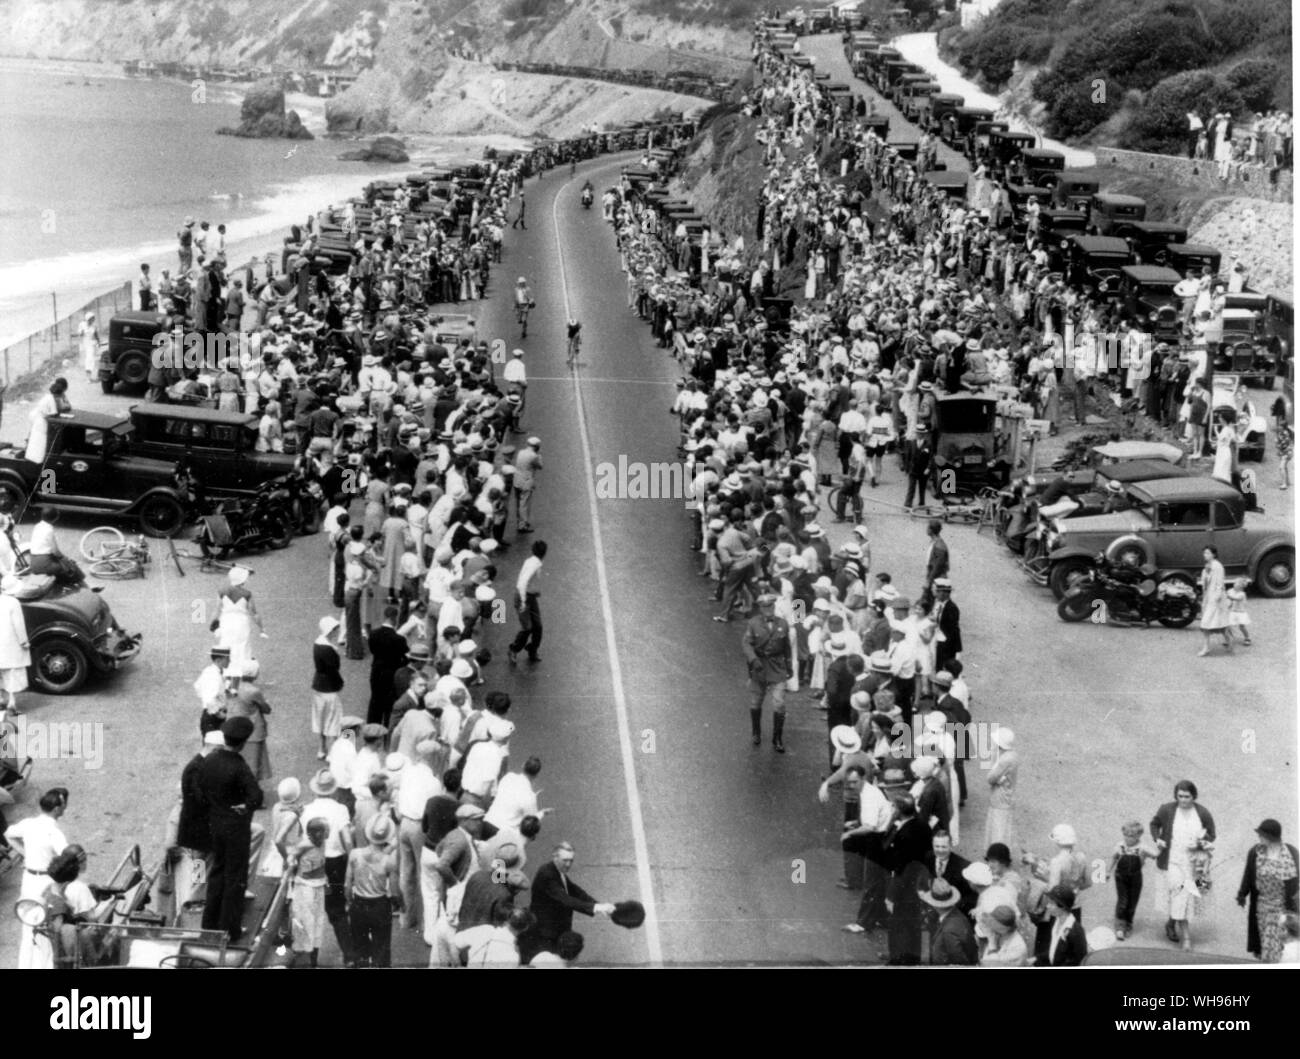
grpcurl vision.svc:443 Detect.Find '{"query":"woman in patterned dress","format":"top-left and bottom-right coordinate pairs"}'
top-left (1236, 819), bottom-right (1299, 962)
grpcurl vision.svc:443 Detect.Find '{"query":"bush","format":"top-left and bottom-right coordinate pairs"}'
top-left (1225, 58), bottom-right (1281, 113)
top-left (971, 25), bottom-right (1026, 87)
top-left (1119, 70), bottom-right (1242, 154)
top-left (1043, 70), bottom-right (1122, 139)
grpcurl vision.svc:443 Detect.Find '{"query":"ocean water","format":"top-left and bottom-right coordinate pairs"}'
top-left (0, 58), bottom-right (426, 347)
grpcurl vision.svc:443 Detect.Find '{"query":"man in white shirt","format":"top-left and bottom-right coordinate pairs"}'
top-left (5, 788), bottom-right (69, 967)
top-left (840, 772), bottom-right (894, 934)
top-left (507, 540), bottom-right (546, 666)
top-left (395, 738), bottom-right (442, 932)
top-left (453, 905), bottom-right (530, 967)
top-left (460, 716), bottom-right (513, 807)
top-left (485, 756), bottom-right (543, 831)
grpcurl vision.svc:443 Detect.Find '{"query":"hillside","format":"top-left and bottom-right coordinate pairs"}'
top-left (941, 0), bottom-right (1291, 153)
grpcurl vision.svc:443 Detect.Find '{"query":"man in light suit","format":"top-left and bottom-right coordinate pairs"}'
top-left (519, 842), bottom-right (614, 964)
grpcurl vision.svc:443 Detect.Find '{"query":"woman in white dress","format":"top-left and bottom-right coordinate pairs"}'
top-left (984, 728), bottom-right (1019, 850)
top-left (1211, 417), bottom-right (1238, 486)
top-left (79, 313), bottom-right (100, 379)
top-left (0, 574), bottom-right (31, 698)
top-left (1198, 546), bottom-right (1232, 656)
top-left (215, 566), bottom-right (263, 669)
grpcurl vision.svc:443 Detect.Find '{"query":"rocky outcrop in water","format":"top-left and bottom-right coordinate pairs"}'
top-left (217, 78), bottom-right (314, 139)
top-left (338, 135), bottom-right (409, 162)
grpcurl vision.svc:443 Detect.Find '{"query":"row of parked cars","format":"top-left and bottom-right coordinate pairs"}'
top-left (807, 28), bottom-right (1294, 397)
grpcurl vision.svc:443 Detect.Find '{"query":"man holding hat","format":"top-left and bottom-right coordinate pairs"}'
top-left (742, 592), bottom-right (792, 752)
top-left (518, 842), bottom-right (615, 965)
top-left (197, 716), bottom-right (263, 942)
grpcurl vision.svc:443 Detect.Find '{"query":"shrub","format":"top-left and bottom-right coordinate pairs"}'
top-left (971, 25), bottom-right (1026, 87)
top-left (1043, 70), bottom-right (1122, 139)
top-left (1225, 58), bottom-right (1281, 113)
top-left (1120, 70), bottom-right (1242, 154)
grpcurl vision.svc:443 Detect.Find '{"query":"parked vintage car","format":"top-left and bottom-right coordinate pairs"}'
top-left (1115, 220), bottom-right (1189, 266)
top-left (0, 411), bottom-right (194, 537)
top-left (1089, 192), bottom-right (1147, 236)
top-left (99, 311), bottom-right (169, 394)
top-left (1044, 477), bottom-right (1294, 599)
top-left (931, 394), bottom-right (1012, 494)
top-left (6, 573), bottom-right (142, 694)
top-left (1065, 235), bottom-right (1133, 296)
top-left (127, 404), bottom-right (296, 500)
top-left (1119, 265), bottom-right (1183, 343)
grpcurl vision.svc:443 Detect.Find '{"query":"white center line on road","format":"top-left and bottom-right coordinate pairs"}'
top-left (550, 171), bottom-right (664, 967)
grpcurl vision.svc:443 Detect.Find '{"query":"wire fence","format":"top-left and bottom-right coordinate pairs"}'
top-left (0, 282), bottom-right (134, 390)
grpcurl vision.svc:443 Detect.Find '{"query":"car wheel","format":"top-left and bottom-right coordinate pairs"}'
top-left (1255, 548), bottom-right (1296, 598)
top-left (1056, 589), bottom-right (1094, 623)
top-left (118, 353), bottom-right (150, 388)
top-left (30, 637), bottom-right (90, 695)
top-left (1105, 534), bottom-right (1153, 569)
top-left (138, 494), bottom-right (185, 538)
top-left (0, 480), bottom-right (26, 516)
top-left (1049, 557), bottom-right (1094, 600)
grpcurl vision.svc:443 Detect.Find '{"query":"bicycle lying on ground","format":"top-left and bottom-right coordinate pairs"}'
top-left (79, 527), bottom-right (151, 580)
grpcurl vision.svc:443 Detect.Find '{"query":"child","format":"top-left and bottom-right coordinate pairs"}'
top-left (1226, 577), bottom-right (1252, 645)
top-left (1276, 423), bottom-right (1293, 491)
top-left (1108, 821), bottom-right (1156, 941)
top-left (289, 818), bottom-right (330, 968)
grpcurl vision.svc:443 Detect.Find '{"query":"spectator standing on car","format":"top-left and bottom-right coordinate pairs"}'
top-left (198, 716), bottom-right (263, 943)
top-left (24, 378), bottom-right (71, 464)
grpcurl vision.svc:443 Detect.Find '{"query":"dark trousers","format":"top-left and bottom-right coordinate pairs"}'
top-left (892, 676), bottom-right (916, 730)
top-left (1114, 872), bottom-right (1143, 927)
top-left (509, 593), bottom-right (543, 660)
top-left (202, 814), bottom-right (251, 940)
top-left (349, 895), bottom-right (393, 967)
top-left (836, 477), bottom-right (863, 521)
top-left (887, 904), bottom-right (923, 965)
top-left (325, 855), bottom-right (355, 965)
top-left (954, 759), bottom-right (967, 804)
top-left (367, 671), bottom-right (397, 727)
top-left (904, 472), bottom-right (928, 509)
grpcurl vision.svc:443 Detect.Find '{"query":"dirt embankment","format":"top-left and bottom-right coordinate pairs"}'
top-left (671, 108), bottom-right (767, 247)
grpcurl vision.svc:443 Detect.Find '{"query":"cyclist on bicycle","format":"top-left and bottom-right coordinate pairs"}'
top-left (514, 277), bottom-right (534, 338)
top-left (566, 319), bottom-right (582, 365)
top-left (504, 348), bottom-right (528, 427)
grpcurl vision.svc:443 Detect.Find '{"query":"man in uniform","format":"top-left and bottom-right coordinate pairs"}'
top-left (198, 716), bottom-right (263, 942)
top-left (742, 593), bottom-right (792, 753)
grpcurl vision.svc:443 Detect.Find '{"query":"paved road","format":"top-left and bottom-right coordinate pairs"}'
top-left (2, 151), bottom-right (1294, 966)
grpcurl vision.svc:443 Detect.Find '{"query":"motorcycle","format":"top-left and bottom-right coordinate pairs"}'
top-left (273, 470), bottom-right (325, 535)
top-left (581, 185), bottom-right (593, 209)
top-left (1056, 555), bottom-right (1200, 627)
top-left (197, 478), bottom-right (295, 560)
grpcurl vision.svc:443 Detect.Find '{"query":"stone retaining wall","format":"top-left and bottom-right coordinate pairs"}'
top-left (1095, 147), bottom-right (1293, 203)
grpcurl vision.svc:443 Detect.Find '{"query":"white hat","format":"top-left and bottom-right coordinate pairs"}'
top-left (962, 862), bottom-right (994, 888)
top-left (318, 615), bottom-right (341, 636)
top-left (911, 756), bottom-right (939, 779)
top-left (474, 585), bottom-right (495, 603)
top-left (830, 725), bottom-right (862, 755)
top-left (228, 565), bottom-right (251, 587)
top-left (992, 727), bottom-right (1015, 750)
top-left (450, 658), bottom-right (474, 680)
top-left (1050, 824), bottom-right (1078, 846)
top-left (203, 730), bottom-right (226, 747)
top-left (384, 752), bottom-right (407, 773)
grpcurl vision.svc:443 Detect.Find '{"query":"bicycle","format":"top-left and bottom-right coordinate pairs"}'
top-left (516, 299), bottom-right (533, 339)
top-left (566, 320), bottom-right (582, 367)
top-left (80, 526), bottom-right (151, 580)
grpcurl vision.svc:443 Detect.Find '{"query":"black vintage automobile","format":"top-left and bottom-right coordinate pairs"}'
top-left (0, 410), bottom-right (196, 537)
top-left (931, 394), bottom-right (1012, 496)
top-left (6, 573), bottom-right (141, 694)
top-left (127, 403), bottom-right (297, 501)
top-left (1119, 265), bottom-right (1184, 343)
top-left (1066, 235), bottom-right (1133, 296)
top-left (99, 311), bottom-right (169, 394)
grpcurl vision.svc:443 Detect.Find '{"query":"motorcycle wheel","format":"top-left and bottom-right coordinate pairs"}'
top-left (1057, 589), bottom-right (1095, 623)
top-left (197, 527), bottom-right (232, 561)
top-left (267, 515), bottom-right (293, 550)
top-left (1157, 599), bottom-right (1197, 629)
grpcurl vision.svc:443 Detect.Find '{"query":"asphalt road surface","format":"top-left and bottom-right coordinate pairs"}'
top-left (1, 151), bottom-right (1294, 967)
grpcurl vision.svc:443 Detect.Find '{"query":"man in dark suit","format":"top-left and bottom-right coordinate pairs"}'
top-left (922, 830), bottom-right (976, 915)
top-left (198, 717), bottom-right (263, 942)
top-left (903, 423), bottom-right (934, 510)
top-left (921, 519), bottom-right (949, 608)
top-left (881, 795), bottom-right (933, 965)
top-left (520, 842), bottom-right (614, 964)
top-left (929, 579), bottom-right (962, 672)
top-left (921, 879), bottom-right (978, 965)
top-left (367, 605), bottom-right (408, 727)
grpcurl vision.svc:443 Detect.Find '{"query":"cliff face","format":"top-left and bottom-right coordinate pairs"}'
top-left (0, 0), bottom-right (750, 137)
top-left (0, 0), bottom-right (385, 67)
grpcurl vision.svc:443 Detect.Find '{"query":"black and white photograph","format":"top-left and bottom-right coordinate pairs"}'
top-left (0, 0), bottom-right (1294, 1020)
